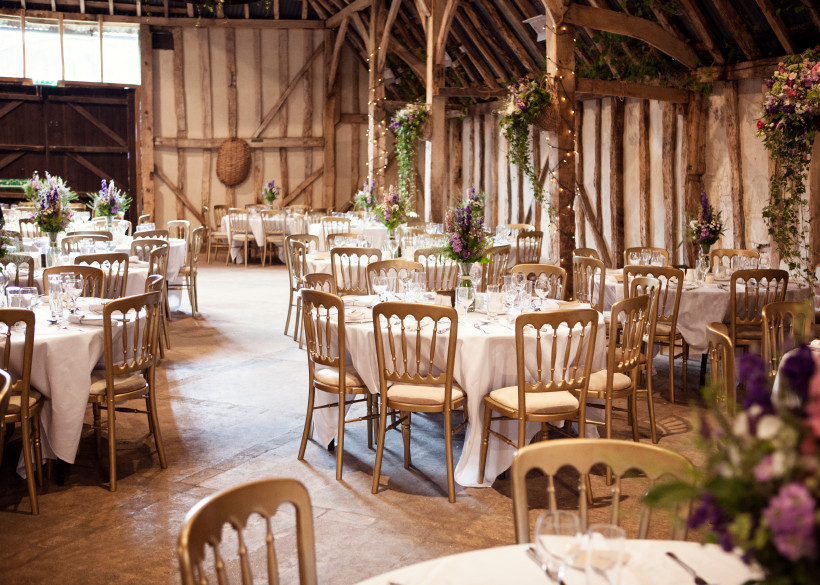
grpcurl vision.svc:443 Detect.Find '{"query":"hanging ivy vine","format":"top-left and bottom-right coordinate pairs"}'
top-left (388, 102), bottom-right (429, 201)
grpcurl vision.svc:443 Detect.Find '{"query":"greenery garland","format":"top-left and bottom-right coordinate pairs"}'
top-left (388, 102), bottom-right (428, 201)
top-left (757, 47), bottom-right (819, 287)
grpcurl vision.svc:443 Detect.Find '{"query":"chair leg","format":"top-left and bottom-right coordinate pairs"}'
top-left (402, 412), bottom-right (412, 469)
top-left (336, 392), bottom-right (346, 481)
top-left (682, 338), bottom-right (689, 395)
top-left (225, 239), bottom-right (231, 265)
top-left (93, 403), bottom-right (102, 457)
top-left (243, 240), bottom-right (249, 268)
top-left (371, 400), bottom-right (389, 495)
top-left (478, 404), bottom-right (492, 485)
top-left (605, 398), bottom-right (613, 485)
top-left (298, 386), bottom-right (316, 461)
top-left (444, 408), bottom-right (456, 503)
top-left (207, 241), bottom-right (212, 264)
top-left (107, 401), bottom-right (117, 492)
top-left (147, 386), bottom-right (167, 469)
top-left (261, 241), bottom-right (267, 267)
top-left (284, 288), bottom-right (294, 336)
top-left (629, 391), bottom-right (639, 442)
top-left (646, 366), bottom-right (659, 444)
top-left (20, 418), bottom-right (38, 514)
top-left (293, 296), bottom-right (301, 342)
top-left (31, 412), bottom-right (43, 486)
top-left (668, 343), bottom-right (675, 404)
top-left (366, 393), bottom-right (374, 450)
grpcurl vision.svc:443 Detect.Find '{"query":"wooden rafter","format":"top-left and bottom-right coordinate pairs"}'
top-left (434, 0), bottom-right (459, 64)
top-left (328, 17), bottom-right (350, 91)
top-left (377, 0), bottom-right (403, 70)
top-left (753, 0), bottom-right (797, 54)
top-left (449, 22), bottom-right (500, 87)
top-left (675, 0), bottom-right (724, 63)
top-left (455, 5), bottom-right (510, 79)
top-left (711, 0), bottom-right (760, 61)
top-left (493, 0), bottom-right (545, 67)
top-left (480, 0), bottom-right (541, 73)
top-left (801, 0), bottom-right (820, 31)
top-left (327, 0), bottom-right (371, 28)
top-left (391, 38), bottom-right (427, 82)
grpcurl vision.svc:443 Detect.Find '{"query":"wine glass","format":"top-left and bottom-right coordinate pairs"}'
top-left (64, 278), bottom-right (83, 314)
top-left (372, 275), bottom-right (388, 302)
top-left (533, 511), bottom-right (583, 583)
top-left (20, 287), bottom-right (38, 310)
top-left (640, 249), bottom-right (651, 265)
top-left (627, 251), bottom-right (639, 265)
top-left (469, 263), bottom-right (483, 291)
top-left (6, 286), bottom-right (22, 308)
top-left (535, 275), bottom-right (549, 310)
top-left (585, 524), bottom-right (626, 585)
top-left (456, 286), bottom-right (474, 319)
top-left (398, 270), bottom-right (412, 300)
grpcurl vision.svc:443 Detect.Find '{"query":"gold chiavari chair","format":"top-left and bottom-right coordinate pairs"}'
top-left (260, 210), bottom-right (287, 267)
top-left (303, 273), bottom-right (337, 294)
top-left (0, 370), bottom-right (11, 469)
top-left (484, 244), bottom-right (511, 291)
top-left (321, 217), bottom-right (351, 249)
top-left (511, 263), bottom-right (566, 300)
top-left (762, 301), bottom-right (813, 378)
top-left (631, 276), bottom-right (661, 444)
top-left (74, 252), bottom-right (129, 299)
top-left (371, 302), bottom-right (465, 503)
top-left (60, 234), bottom-right (111, 255)
top-left (67, 230), bottom-right (112, 240)
top-left (729, 269), bottom-right (789, 352)
top-left (507, 223), bottom-right (533, 240)
top-left (137, 213), bottom-right (152, 225)
top-left (511, 439), bottom-right (693, 541)
top-left (134, 228), bottom-right (170, 240)
top-left (207, 205), bottom-right (230, 263)
top-left (169, 226), bottom-right (204, 316)
top-left (298, 290), bottom-right (377, 480)
top-left (624, 247), bottom-right (669, 266)
top-left (414, 248), bottom-right (459, 291)
top-left (710, 248), bottom-right (759, 271)
top-left (516, 230), bottom-right (543, 265)
top-left (43, 265), bottom-right (105, 297)
top-left (18, 217), bottom-right (42, 239)
top-left (131, 237), bottom-right (168, 262)
top-left (227, 211), bottom-right (253, 267)
top-left (149, 244), bottom-right (172, 356)
top-left (285, 237), bottom-right (310, 342)
top-left (0, 309), bottom-right (42, 514)
top-left (624, 265), bottom-right (686, 403)
top-left (478, 309), bottom-right (600, 484)
top-left (572, 255), bottom-right (606, 311)
top-left (573, 247), bottom-right (601, 260)
top-left (706, 322), bottom-right (736, 415)
top-left (167, 219), bottom-right (190, 241)
top-left (326, 232), bottom-right (359, 249)
top-left (288, 203), bottom-right (310, 214)
top-left (331, 247), bottom-right (381, 295)
top-left (0, 255), bottom-right (34, 286)
top-left (91, 217), bottom-right (131, 235)
top-left (88, 291), bottom-right (166, 491)
top-left (365, 259), bottom-right (423, 295)
top-left (177, 478), bottom-right (318, 585)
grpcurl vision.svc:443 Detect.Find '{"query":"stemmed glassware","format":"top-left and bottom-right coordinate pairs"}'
top-left (64, 277), bottom-right (83, 315)
top-left (533, 511), bottom-right (583, 584)
top-left (469, 263), bottom-right (483, 291)
top-left (398, 271), bottom-right (412, 300)
top-left (372, 275), bottom-right (388, 302)
top-left (628, 251), bottom-right (640, 265)
top-left (585, 524), bottom-right (626, 585)
top-left (535, 275), bottom-right (550, 310)
top-left (20, 287), bottom-right (38, 310)
top-left (456, 286), bottom-right (474, 319)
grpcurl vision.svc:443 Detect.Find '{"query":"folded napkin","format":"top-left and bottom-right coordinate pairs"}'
top-left (68, 313), bottom-right (104, 326)
top-left (344, 309), bottom-right (371, 324)
top-left (343, 295), bottom-right (378, 308)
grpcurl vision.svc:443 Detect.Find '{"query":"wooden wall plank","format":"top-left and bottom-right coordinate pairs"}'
top-left (253, 29), bottom-right (264, 204)
top-left (682, 91), bottom-right (707, 265)
top-left (303, 31), bottom-right (314, 207)
top-left (225, 27), bottom-right (238, 207)
top-left (350, 54), bottom-right (361, 198)
top-left (724, 81), bottom-right (746, 249)
top-left (138, 24), bottom-right (155, 217)
top-left (279, 30), bottom-right (290, 200)
top-left (662, 102), bottom-right (678, 260)
top-left (172, 26), bottom-right (187, 220)
top-left (575, 101), bottom-right (586, 248)
top-left (324, 30), bottom-right (338, 209)
top-left (638, 99), bottom-right (650, 247)
top-left (609, 97), bottom-right (625, 267)
top-left (594, 99), bottom-right (602, 234)
top-left (199, 28), bottom-right (212, 214)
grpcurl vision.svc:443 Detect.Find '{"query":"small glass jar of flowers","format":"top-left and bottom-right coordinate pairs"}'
top-left (262, 179), bottom-right (280, 208)
top-left (89, 179), bottom-right (131, 229)
top-left (688, 191), bottom-right (725, 256)
top-left (353, 180), bottom-right (376, 220)
top-left (442, 187), bottom-right (491, 289)
top-left (375, 185), bottom-right (415, 257)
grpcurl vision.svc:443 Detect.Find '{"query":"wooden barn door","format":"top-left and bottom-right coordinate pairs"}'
top-left (0, 84), bottom-right (137, 222)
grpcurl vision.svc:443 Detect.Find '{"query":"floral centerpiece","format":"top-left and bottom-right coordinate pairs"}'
top-left (353, 180), bottom-right (376, 212)
top-left (0, 228), bottom-right (17, 259)
top-left (499, 78), bottom-right (552, 206)
top-left (262, 179), bottom-right (280, 207)
top-left (388, 102), bottom-right (428, 201)
top-left (757, 47), bottom-right (819, 287)
top-left (687, 191), bottom-right (724, 254)
top-left (374, 185), bottom-right (413, 234)
top-left (89, 179), bottom-right (131, 222)
top-left (24, 172), bottom-right (76, 234)
top-left (648, 345), bottom-right (820, 584)
top-left (442, 188), bottom-right (491, 291)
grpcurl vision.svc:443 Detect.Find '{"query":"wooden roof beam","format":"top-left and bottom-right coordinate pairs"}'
top-left (457, 4), bottom-right (515, 78)
top-left (711, 0), bottom-right (759, 60)
top-left (327, 0), bottom-right (372, 28)
top-left (541, 0), bottom-right (570, 30)
top-left (575, 78), bottom-right (690, 103)
top-left (493, 0), bottom-right (551, 66)
top-left (377, 0), bottom-right (403, 70)
top-left (754, 0), bottom-right (798, 54)
top-left (435, 0), bottom-right (459, 64)
top-left (391, 38), bottom-right (428, 83)
top-left (479, 0), bottom-right (541, 73)
top-left (449, 24), bottom-right (500, 87)
top-left (801, 0), bottom-right (820, 31)
top-left (675, 0), bottom-right (724, 63)
top-left (562, 4), bottom-right (699, 69)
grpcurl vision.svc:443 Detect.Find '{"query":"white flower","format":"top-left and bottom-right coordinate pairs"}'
top-left (756, 415), bottom-right (783, 440)
top-left (715, 462), bottom-right (734, 478)
top-left (732, 412), bottom-right (750, 438)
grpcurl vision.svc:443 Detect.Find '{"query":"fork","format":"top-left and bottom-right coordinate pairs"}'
top-left (473, 322), bottom-right (489, 335)
top-left (666, 551), bottom-right (710, 585)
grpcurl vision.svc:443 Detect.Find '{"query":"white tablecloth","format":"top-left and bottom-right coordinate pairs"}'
top-left (598, 269), bottom-right (812, 352)
top-left (33, 263), bottom-right (150, 297)
top-left (354, 542), bottom-right (759, 585)
top-left (313, 297), bottom-right (607, 487)
top-left (221, 215), bottom-right (303, 263)
top-left (308, 220), bottom-right (389, 251)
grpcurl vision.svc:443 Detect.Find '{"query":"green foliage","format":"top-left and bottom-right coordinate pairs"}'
top-left (388, 102), bottom-right (429, 201)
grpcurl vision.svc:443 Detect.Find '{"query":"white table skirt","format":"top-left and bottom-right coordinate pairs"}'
top-left (33, 263), bottom-right (149, 297)
top-left (221, 215), bottom-right (303, 263)
top-left (598, 269), bottom-right (812, 352)
top-left (353, 542), bottom-right (760, 585)
top-left (312, 297), bottom-right (607, 488)
top-left (308, 221), bottom-right (389, 251)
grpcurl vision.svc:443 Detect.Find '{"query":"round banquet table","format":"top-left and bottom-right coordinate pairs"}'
top-left (9, 299), bottom-right (135, 477)
top-left (308, 220), bottom-right (389, 251)
top-left (221, 214), bottom-right (304, 263)
top-left (353, 542), bottom-right (759, 585)
top-left (597, 269), bottom-right (812, 352)
top-left (311, 296), bottom-right (607, 487)
top-left (33, 262), bottom-right (151, 297)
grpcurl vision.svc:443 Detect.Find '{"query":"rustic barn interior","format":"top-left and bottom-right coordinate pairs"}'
top-left (0, 0), bottom-right (819, 583)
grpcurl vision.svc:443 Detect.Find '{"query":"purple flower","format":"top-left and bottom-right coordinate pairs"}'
top-left (739, 353), bottom-right (773, 414)
top-left (780, 344), bottom-right (816, 404)
top-left (763, 483), bottom-right (816, 561)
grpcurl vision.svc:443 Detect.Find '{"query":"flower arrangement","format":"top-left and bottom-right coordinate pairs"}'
top-left (353, 180), bottom-right (376, 211)
top-left (0, 228), bottom-right (17, 259)
top-left (757, 47), bottom-right (819, 287)
top-left (374, 185), bottom-right (413, 233)
top-left (262, 179), bottom-right (280, 206)
top-left (687, 191), bottom-right (725, 252)
top-left (89, 179), bottom-right (130, 218)
top-left (24, 172), bottom-right (76, 234)
top-left (388, 102), bottom-right (428, 201)
top-left (649, 345), bottom-right (820, 584)
top-left (441, 188), bottom-right (491, 264)
top-left (499, 78), bottom-right (552, 204)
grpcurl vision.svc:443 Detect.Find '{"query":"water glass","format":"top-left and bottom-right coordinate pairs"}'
top-left (533, 511), bottom-right (582, 583)
top-left (640, 249), bottom-right (651, 265)
top-left (6, 286), bottom-right (22, 308)
top-left (585, 524), bottom-right (626, 585)
top-left (535, 275), bottom-right (549, 309)
top-left (372, 275), bottom-right (388, 302)
top-left (48, 276), bottom-right (64, 321)
top-left (20, 287), bottom-right (38, 310)
top-left (469, 263), bottom-right (483, 290)
top-left (456, 286), bottom-right (474, 318)
top-left (486, 284), bottom-right (502, 318)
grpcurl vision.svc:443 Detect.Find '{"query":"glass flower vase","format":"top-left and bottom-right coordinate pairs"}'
top-left (46, 232), bottom-right (60, 267)
top-left (458, 262), bottom-right (476, 312)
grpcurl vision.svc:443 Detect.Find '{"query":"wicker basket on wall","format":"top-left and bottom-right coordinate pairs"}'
top-left (216, 138), bottom-right (252, 187)
top-left (533, 77), bottom-right (560, 134)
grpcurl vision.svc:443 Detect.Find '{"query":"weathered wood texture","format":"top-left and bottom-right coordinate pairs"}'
top-left (138, 24), bottom-right (154, 216)
top-left (609, 97), bottom-right (625, 268)
top-left (724, 81), bottom-right (746, 249)
top-left (638, 99), bottom-right (650, 247)
top-left (662, 102), bottom-right (678, 261)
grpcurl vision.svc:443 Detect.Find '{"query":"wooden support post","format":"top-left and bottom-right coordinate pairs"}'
top-left (303, 31), bottom-right (314, 207)
top-left (172, 27), bottom-right (187, 221)
top-left (450, 118), bottom-right (463, 209)
top-left (638, 99), bottom-right (650, 247)
top-left (367, 0), bottom-right (387, 194)
top-left (575, 101), bottom-right (586, 248)
top-left (553, 25), bottom-right (576, 287)
top-left (682, 91), bottom-right (707, 266)
top-left (225, 28), bottom-right (238, 207)
top-left (724, 81), bottom-right (746, 249)
top-left (278, 30), bottom-right (290, 201)
top-left (138, 24), bottom-right (155, 217)
top-left (593, 99), bottom-right (602, 235)
top-left (324, 30), bottom-right (338, 209)
top-left (662, 102), bottom-right (678, 261)
top-left (488, 121), bottom-right (499, 229)
top-left (350, 60), bottom-right (361, 197)
top-left (425, 0), bottom-right (447, 222)
top-left (477, 115), bottom-right (485, 195)
top-left (253, 29), bottom-right (264, 204)
top-left (200, 28), bottom-right (213, 215)
top-left (610, 97), bottom-right (625, 268)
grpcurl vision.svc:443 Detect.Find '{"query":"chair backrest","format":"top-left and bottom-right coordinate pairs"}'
top-left (188, 226), bottom-right (204, 271)
top-left (762, 301), bottom-right (813, 377)
top-left (212, 205), bottom-right (227, 228)
top-left (706, 322), bottom-right (736, 414)
top-left (512, 310), bottom-right (598, 438)
top-left (167, 219), bottom-right (191, 241)
top-left (201, 206), bottom-right (212, 232)
top-left (288, 204), bottom-right (310, 214)
top-left (372, 302), bottom-right (458, 396)
top-left (512, 263), bottom-right (566, 300)
top-left (624, 265), bottom-right (684, 329)
top-left (287, 233), bottom-right (320, 251)
top-left (102, 291), bottom-right (163, 382)
top-left (178, 478), bottom-right (318, 585)
top-left (261, 210), bottom-right (287, 235)
top-left (145, 274), bottom-right (165, 294)
top-left (710, 248), bottom-right (759, 270)
top-left (400, 226), bottom-right (423, 241)
top-left (322, 217), bottom-right (351, 247)
top-left (484, 245), bottom-right (511, 290)
top-left (516, 230), bottom-right (543, 265)
top-left (511, 438), bottom-right (694, 542)
top-left (75, 252), bottom-right (130, 298)
top-left (0, 255), bottom-right (34, 286)
top-left (414, 248), bottom-right (459, 291)
top-left (0, 309), bottom-right (34, 420)
top-left (134, 229), bottom-right (170, 240)
top-left (326, 232), bottom-right (360, 249)
top-left (507, 223), bottom-right (533, 240)
top-left (606, 294), bottom-right (652, 377)
top-left (138, 213), bottom-right (152, 225)
top-left (149, 245), bottom-right (170, 280)
top-left (624, 247), bottom-right (669, 266)
top-left (43, 265), bottom-right (104, 297)
top-left (330, 247), bottom-right (381, 295)
top-left (730, 269), bottom-right (789, 340)
top-left (572, 256), bottom-right (605, 310)
top-left (18, 217), bottom-right (42, 238)
top-left (131, 238), bottom-right (169, 262)
top-left (67, 230), bottom-right (113, 240)
top-left (303, 273), bottom-right (337, 294)
top-left (301, 289), bottom-right (345, 371)
top-left (286, 238), bottom-right (310, 293)
top-left (366, 260), bottom-right (423, 294)
top-left (61, 234), bottom-right (111, 255)
top-left (573, 247), bottom-right (600, 260)
top-left (0, 368), bottom-right (11, 464)
top-left (227, 212), bottom-right (249, 237)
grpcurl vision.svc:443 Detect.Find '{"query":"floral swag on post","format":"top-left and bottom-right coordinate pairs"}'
top-left (499, 77), bottom-right (553, 217)
top-left (24, 172), bottom-right (76, 234)
top-left (441, 188), bottom-right (491, 264)
top-left (388, 102), bottom-right (428, 202)
top-left (90, 179), bottom-right (131, 218)
top-left (687, 191), bottom-right (725, 253)
top-left (757, 46), bottom-right (819, 287)
top-left (262, 180), bottom-right (280, 206)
